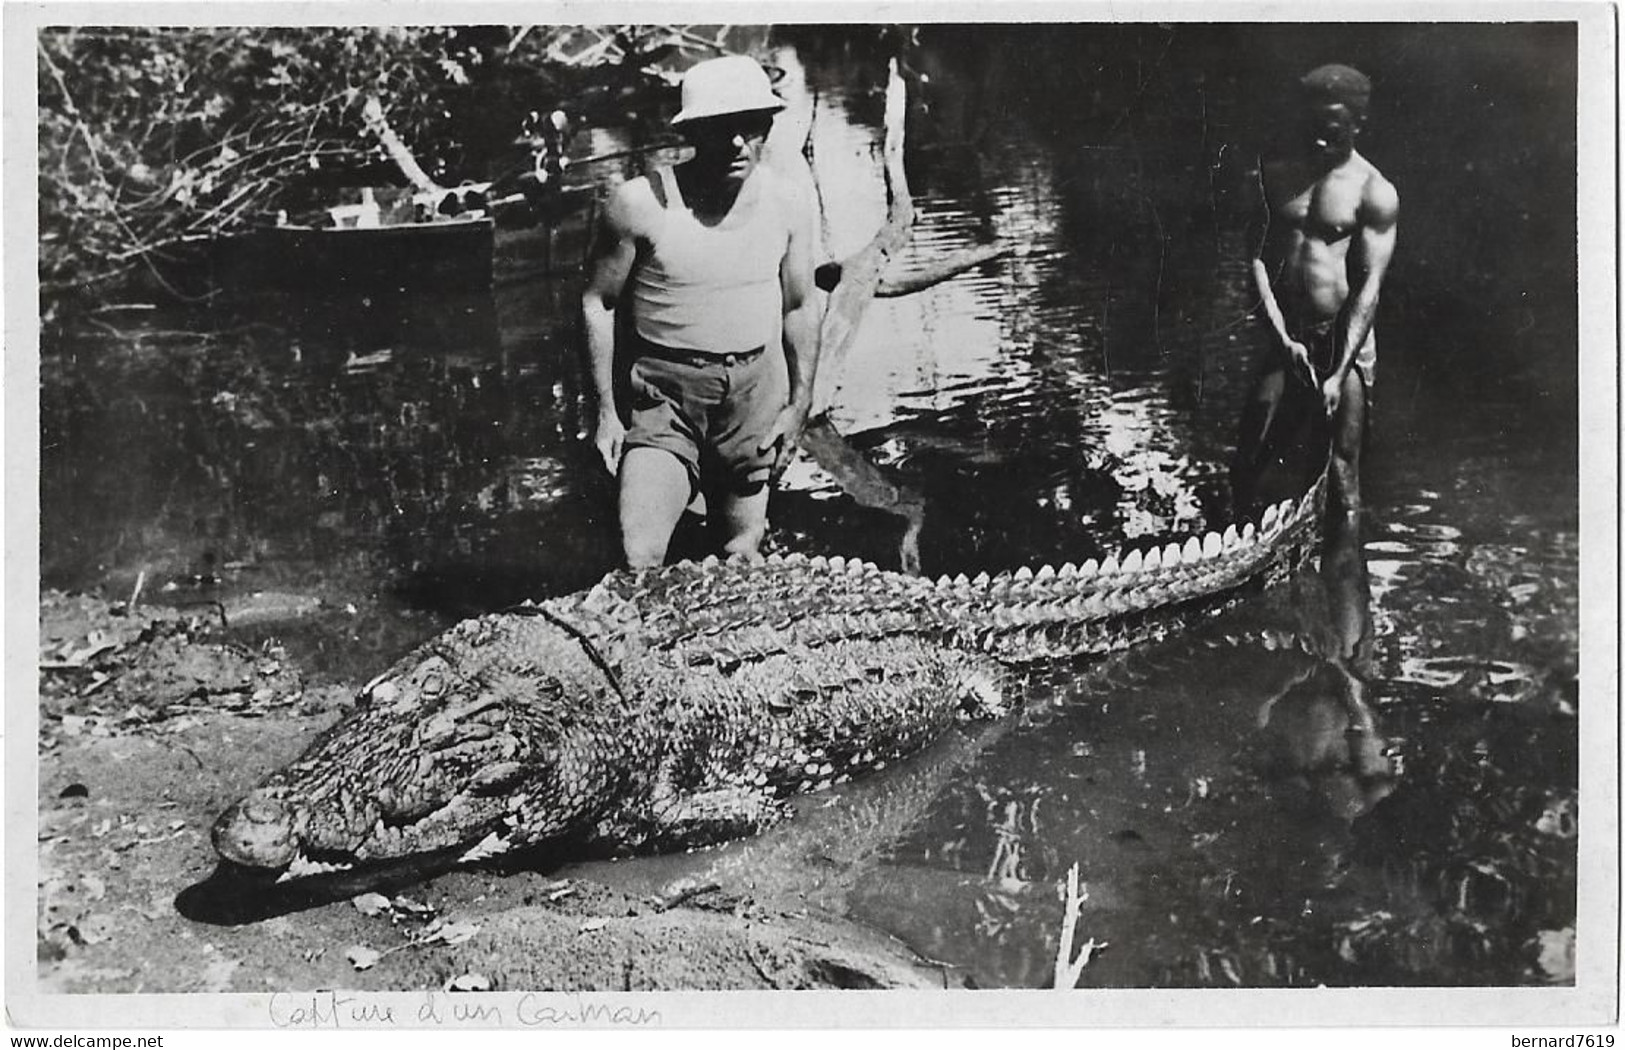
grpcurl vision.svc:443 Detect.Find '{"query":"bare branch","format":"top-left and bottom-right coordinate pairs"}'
top-left (809, 58), bottom-right (916, 417)
top-left (876, 243), bottom-right (1010, 297)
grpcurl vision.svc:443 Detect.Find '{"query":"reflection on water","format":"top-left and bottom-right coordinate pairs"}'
top-left (38, 24), bottom-right (1577, 986)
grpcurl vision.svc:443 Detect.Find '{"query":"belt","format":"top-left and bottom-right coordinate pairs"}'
top-left (636, 340), bottom-right (765, 369)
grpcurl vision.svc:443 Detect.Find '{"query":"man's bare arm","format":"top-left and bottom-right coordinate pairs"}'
top-left (760, 177), bottom-right (822, 472)
top-left (581, 185), bottom-right (640, 473)
top-left (1247, 163), bottom-right (1314, 384)
top-left (780, 186), bottom-right (820, 410)
top-left (1336, 174), bottom-right (1399, 383)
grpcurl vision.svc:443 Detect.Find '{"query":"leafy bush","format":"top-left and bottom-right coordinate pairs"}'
top-left (37, 26), bottom-right (498, 295)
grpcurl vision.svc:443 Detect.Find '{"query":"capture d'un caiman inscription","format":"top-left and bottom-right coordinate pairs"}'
top-left (212, 483), bottom-right (1323, 881)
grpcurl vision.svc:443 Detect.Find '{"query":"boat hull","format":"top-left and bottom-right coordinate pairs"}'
top-left (222, 217), bottom-right (496, 296)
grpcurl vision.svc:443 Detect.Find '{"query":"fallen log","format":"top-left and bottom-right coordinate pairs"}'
top-left (760, 56), bottom-right (930, 573)
top-left (796, 417), bottom-right (926, 575)
top-left (877, 242), bottom-right (1010, 297)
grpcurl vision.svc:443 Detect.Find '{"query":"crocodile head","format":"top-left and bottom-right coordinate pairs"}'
top-left (211, 610), bottom-right (626, 880)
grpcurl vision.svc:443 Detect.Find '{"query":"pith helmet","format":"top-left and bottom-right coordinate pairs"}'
top-left (671, 55), bottom-right (786, 126)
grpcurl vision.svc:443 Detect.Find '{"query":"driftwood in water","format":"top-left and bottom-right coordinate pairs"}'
top-left (815, 243), bottom-right (1011, 298)
top-left (756, 57), bottom-right (932, 572)
top-left (759, 56), bottom-right (948, 572)
top-left (877, 242), bottom-right (1010, 296)
top-left (808, 59), bottom-right (917, 418)
top-left (796, 417), bottom-right (926, 575)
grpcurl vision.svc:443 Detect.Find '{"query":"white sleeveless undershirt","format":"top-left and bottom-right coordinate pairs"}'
top-left (629, 165), bottom-right (788, 354)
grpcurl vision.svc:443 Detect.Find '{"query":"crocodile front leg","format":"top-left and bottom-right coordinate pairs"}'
top-left (601, 637), bottom-right (1007, 852)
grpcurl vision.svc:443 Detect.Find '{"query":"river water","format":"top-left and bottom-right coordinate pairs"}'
top-left (39, 24), bottom-right (1580, 987)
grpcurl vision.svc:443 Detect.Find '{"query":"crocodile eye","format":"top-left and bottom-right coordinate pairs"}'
top-left (410, 656), bottom-right (453, 698)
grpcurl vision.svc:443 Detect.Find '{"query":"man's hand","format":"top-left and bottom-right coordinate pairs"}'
top-left (760, 400), bottom-right (810, 482)
top-left (594, 409), bottom-right (626, 475)
top-left (1285, 339), bottom-right (1316, 387)
top-left (1321, 373), bottom-right (1344, 418)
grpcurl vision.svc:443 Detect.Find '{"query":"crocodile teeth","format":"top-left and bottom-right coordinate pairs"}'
top-left (1242, 522), bottom-right (1257, 543)
top-left (702, 554), bottom-right (722, 569)
top-left (360, 667), bottom-right (396, 699)
top-left (935, 574), bottom-right (953, 589)
top-left (1079, 559), bottom-right (1098, 578)
top-left (1203, 531), bottom-right (1222, 559)
top-left (954, 573), bottom-right (970, 588)
top-left (1223, 524), bottom-right (1240, 549)
top-left (1058, 563), bottom-right (1078, 579)
top-left (1164, 543), bottom-right (1183, 569)
top-left (828, 555), bottom-right (847, 572)
top-left (276, 853), bottom-right (356, 883)
top-left (972, 572), bottom-right (991, 587)
top-left (810, 556), bottom-right (829, 570)
top-left (848, 558), bottom-right (867, 575)
top-left (766, 552), bottom-right (784, 565)
top-left (784, 552), bottom-right (807, 565)
top-left (458, 831), bottom-right (512, 863)
top-left (1099, 554), bottom-right (1119, 575)
top-left (1186, 537), bottom-right (1205, 562)
top-left (1015, 566), bottom-right (1033, 582)
top-left (1122, 549), bottom-right (1143, 574)
top-left (1142, 547), bottom-right (1161, 572)
top-left (1035, 564), bottom-right (1056, 582)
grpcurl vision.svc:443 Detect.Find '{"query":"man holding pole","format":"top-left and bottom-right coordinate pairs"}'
top-left (1236, 63), bottom-right (1399, 518)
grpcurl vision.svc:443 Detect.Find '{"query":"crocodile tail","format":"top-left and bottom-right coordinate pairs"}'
top-left (933, 468), bottom-right (1327, 664)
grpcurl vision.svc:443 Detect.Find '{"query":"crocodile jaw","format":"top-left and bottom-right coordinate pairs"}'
top-left (210, 790), bottom-right (514, 881)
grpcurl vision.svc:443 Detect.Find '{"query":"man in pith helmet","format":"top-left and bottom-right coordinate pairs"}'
top-left (1235, 63), bottom-right (1399, 519)
top-left (583, 54), bottom-right (821, 567)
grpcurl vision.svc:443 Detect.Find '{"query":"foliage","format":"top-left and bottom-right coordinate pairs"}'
top-left (36, 26), bottom-right (507, 296)
top-left (35, 24), bottom-right (752, 302)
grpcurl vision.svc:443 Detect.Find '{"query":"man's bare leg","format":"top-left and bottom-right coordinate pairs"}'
top-left (619, 447), bottom-right (693, 568)
top-left (1329, 369), bottom-right (1367, 518)
top-left (718, 486), bottom-right (771, 561)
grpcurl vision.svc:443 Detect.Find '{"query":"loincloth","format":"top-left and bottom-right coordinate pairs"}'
top-left (1296, 319), bottom-right (1376, 389)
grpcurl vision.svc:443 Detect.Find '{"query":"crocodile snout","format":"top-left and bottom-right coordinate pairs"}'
top-left (211, 793), bottom-right (299, 870)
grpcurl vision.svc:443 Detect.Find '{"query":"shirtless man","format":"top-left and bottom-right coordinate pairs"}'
top-left (582, 56), bottom-right (820, 568)
top-left (1237, 64), bottom-right (1399, 518)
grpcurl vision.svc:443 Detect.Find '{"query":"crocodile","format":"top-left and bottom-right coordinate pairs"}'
top-left (212, 479), bottom-right (1324, 880)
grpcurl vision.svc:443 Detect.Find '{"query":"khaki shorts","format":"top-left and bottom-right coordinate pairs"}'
top-left (624, 337), bottom-right (789, 496)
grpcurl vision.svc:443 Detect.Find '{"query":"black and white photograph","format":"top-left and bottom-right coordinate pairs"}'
top-left (6, 3), bottom-right (1617, 1033)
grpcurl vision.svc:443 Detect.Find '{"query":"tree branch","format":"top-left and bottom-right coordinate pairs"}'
top-left (361, 94), bottom-right (442, 193)
top-left (877, 243), bottom-right (1010, 297)
top-left (809, 57), bottom-right (916, 418)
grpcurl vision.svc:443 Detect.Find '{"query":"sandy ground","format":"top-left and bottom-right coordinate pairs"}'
top-left (32, 591), bottom-right (963, 993)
